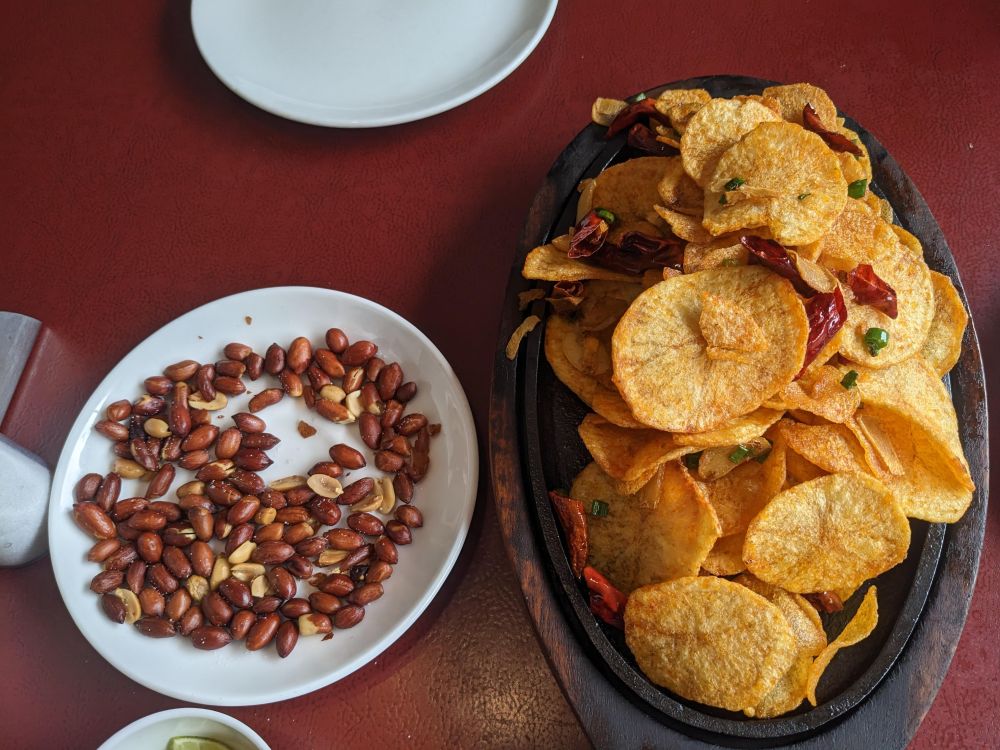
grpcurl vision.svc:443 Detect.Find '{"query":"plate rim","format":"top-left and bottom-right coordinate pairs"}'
top-left (189, 0), bottom-right (559, 128)
top-left (49, 285), bottom-right (479, 705)
top-left (488, 75), bottom-right (989, 747)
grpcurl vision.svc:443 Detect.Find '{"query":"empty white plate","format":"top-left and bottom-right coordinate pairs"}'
top-left (191, 0), bottom-right (558, 127)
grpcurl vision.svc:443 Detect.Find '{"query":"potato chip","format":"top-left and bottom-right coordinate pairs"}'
top-left (784, 447), bottom-right (826, 484)
top-left (653, 204), bottom-right (712, 243)
top-left (701, 531), bottom-right (746, 576)
top-left (591, 156), bottom-right (676, 223)
top-left (695, 436), bottom-right (770, 481)
top-left (862, 192), bottom-right (894, 224)
top-left (890, 224), bottom-right (924, 258)
top-left (625, 576), bottom-right (797, 711)
top-left (545, 314), bottom-right (644, 428)
top-left (702, 122), bottom-right (847, 246)
top-left (774, 420), bottom-right (870, 475)
top-left (698, 459), bottom-right (770, 537)
top-left (734, 574), bottom-right (827, 657)
top-left (655, 156), bottom-right (703, 215)
top-left (682, 235), bottom-right (748, 273)
top-left (612, 266), bottom-right (808, 432)
top-left (806, 199), bottom-right (934, 368)
top-left (735, 572), bottom-right (829, 717)
top-left (680, 98), bottom-right (781, 186)
top-left (579, 463), bottom-right (720, 594)
top-left (676, 407), bottom-right (783, 448)
top-left (523, 241), bottom-right (636, 283)
top-left (505, 315), bottom-right (541, 360)
top-left (743, 473), bottom-right (910, 593)
top-left (591, 97), bottom-right (627, 127)
top-left (654, 88), bottom-right (711, 134)
top-left (576, 280), bottom-right (644, 332)
top-left (576, 177), bottom-right (596, 221)
top-left (920, 271), bottom-right (968, 376)
top-left (806, 586), bottom-right (879, 706)
top-left (578, 413), bottom-right (693, 484)
top-left (764, 365), bottom-right (860, 423)
top-left (762, 83), bottom-right (838, 130)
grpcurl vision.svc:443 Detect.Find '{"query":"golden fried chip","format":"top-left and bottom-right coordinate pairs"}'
top-left (680, 98), bottom-right (781, 187)
top-left (762, 83), bottom-right (838, 129)
top-left (890, 224), bottom-right (924, 258)
top-left (784, 447), bottom-right (826, 484)
top-left (625, 576), bottom-right (797, 711)
top-left (806, 586), bottom-right (879, 706)
top-left (743, 473), bottom-right (910, 592)
top-left (591, 97), bottom-right (627, 127)
top-left (576, 280), bottom-right (644, 332)
top-left (703, 122), bottom-right (847, 246)
top-left (653, 204), bottom-right (712, 243)
top-left (682, 235), bottom-right (748, 273)
top-left (578, 413), bottom-right (693, 484)
top-left (505, 315), bottom-right (540, 360)
top-left (695, 436), bottom-right (770, 481)
top-left (764, 365), bottom-right (860, 423)
top-left (863, 192), bottom-right (894, 224)
top-left (806, 200), bottom-right (934, 368)
top-left (676, 408), bottom-right (783, 448)
top-left (591, 157), bottom-right (676, 223)
top-left (701, 532), bottom-right (746, 576)
top-left (734, 574), bottom-right (827, 657)
top-left (545, 314), bottom-right (644, 428)
top-left (774, 420), bottom-right (870, 475)
top-left (654, 88), bottom-right (712, 133)
top-left (698, 459), bottom-right (770, 537)
top-left (612, 267), bottom-right (808, 432)
top-left (579, 463), bottom-right (720, 594)
top-left (655, 156), bottom-right (703, 215)
top-left (523, 241), bottom-right (636, 283)
top-left (920, 271), bottom-right (968, 376)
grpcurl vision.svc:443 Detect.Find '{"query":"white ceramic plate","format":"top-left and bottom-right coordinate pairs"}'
top-left (98, 708), bottom-right (269, 750)
top-left (190, 0), bottom-right (558, 127)
top-left (49, 286), bottom-right (478, 705)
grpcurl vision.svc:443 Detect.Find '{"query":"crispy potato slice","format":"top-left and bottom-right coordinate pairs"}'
top-left (676, 408), bottom-right (783, 448)
top-left (578, 413), bottom-right (693, 484)
top-left (591, 157), bottom-right (677, 223)
top-left (920, 271), bottom-right (968, 376)
top-left (625, 576), bottom-right (797, 711)
top-left (703, 122), bottom-right (847, 246)
top-left (743, 473), bottom-right (910, 592)
top-left (653, 204), bottom-right (712, 243)
top-left (545, 314), bottom-right (644, 428)
top-left (576, 280), bottom-right (644, 332)
top-left (682, 235), bottom-right (748, 273)
top-left (701, 531), bottom-right (747, 576)
top-left (890, 224), bottom-right (924, 258)
top-left (764, 365), bottom-right (860, 424)
top-left (612, 267), bottom-right (808, 432)
top-left (773, 420), bottom-right (870, 475)
top-left (784, 447), bottom-right (827, 484)
top-left (762, 83), bottom-right (839, 130)
top-left (579, 463), bottom-right (720, 594)
top-left (806, 586), bottom-right (879, 706)
top-left (680, 98), bottom-right (781, 187)
top-left (654, 88), bottom-right (712, 134)
top-left (655, 156), bottom-right (704, 215)
top-left (523, 241), bottom-right (636, 283)
top-left (807, 200), bottom-right (934, 368)
top-left (698, 459), bottom-right (770, 537)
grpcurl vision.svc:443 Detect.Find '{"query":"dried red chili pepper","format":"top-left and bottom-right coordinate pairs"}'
top-left (802, 104), bottom-right (863, 156)
top-left (605, 98), bottom-right (672, 139)
top-left (846, 263), bottom-right (898, 319)
top-left (804, 590), bottom-right (845, 613)
top-left (741, 235), bottom-right (815, 297)
top-left (800, 287), bottom-right (848, 374)
top-left (549, 491), bottom-right (588, 578)
top-left (583, 565), bottom-right (627, 629)
top-left (626, 123), bottom-right (674, 155)
top-left (567, 211), bottom-right (611, 259)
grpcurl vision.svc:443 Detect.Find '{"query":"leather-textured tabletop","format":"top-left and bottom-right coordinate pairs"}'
top-left (1, 1), bottom-right (996, 747)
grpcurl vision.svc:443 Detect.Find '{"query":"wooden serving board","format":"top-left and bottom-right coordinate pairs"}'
top-left (489, 75), bottom-right (989, 749)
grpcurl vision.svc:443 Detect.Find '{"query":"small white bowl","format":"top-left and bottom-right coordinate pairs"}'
top-left (98, 708), bottom-right (270, 750)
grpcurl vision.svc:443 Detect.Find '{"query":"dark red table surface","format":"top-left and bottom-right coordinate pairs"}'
top-left (2, 1), bottom-right (997, 748)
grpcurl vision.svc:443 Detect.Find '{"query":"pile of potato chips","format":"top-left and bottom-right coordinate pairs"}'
top-left (519, 83), bottom-right (974, 717)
